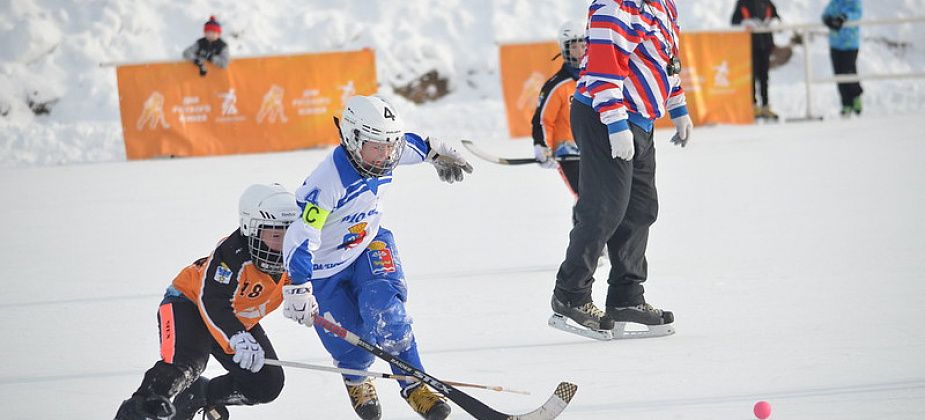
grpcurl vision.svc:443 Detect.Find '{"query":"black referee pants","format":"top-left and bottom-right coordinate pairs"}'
top-left (554, 100), bottom-right (658, 309)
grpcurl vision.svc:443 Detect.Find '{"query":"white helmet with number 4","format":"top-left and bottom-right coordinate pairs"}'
top-left (338, 95), bottom-right (407, 178)
top-left (558, 19), bottom-right (587, 68)
top-left (238, 183), bottom-right (300, 275)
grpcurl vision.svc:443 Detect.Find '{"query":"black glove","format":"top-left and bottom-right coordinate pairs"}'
top-left (197, 62), bottom-right (207, 77)
top-left (823, 14), bottom-right (846, 30)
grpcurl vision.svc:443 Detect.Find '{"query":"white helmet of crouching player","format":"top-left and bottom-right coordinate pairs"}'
top-left (238, 183), bottom-right (300, 275)
top-left (338, 95), bottom-right (407, 178)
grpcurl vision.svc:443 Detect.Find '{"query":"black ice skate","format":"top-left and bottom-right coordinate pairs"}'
top-left (548, 296), bottom-right (615, 341)
top-left (173, 377), bottom-right (229, 420)
top-left (114, 394), bottom-right (176, 420)
top-left (604, 303), bottom-right (676, 339)
top-left (345, 377), bottom-right (382, 420)
top-left (403, 383), bottom-right (452, 420)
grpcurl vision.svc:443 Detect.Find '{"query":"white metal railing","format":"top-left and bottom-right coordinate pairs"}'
top-left (750, 16), bottom-right (925, 120)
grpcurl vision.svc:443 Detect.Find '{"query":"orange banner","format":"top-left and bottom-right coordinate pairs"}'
top-left (499, 31), bottom-right (754, 138)
top-left (498, 42), bottom-right (562, 139)
top-left (664, 31), bottom-right (754, 129)
top-left (117, 49), bottom-right (377, 160)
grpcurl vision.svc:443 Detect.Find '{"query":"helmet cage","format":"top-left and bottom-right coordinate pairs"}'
top-left (561, 38), bottom-right (586, 68)
top-left (245, 218), bottom-right (292, 275)
top-left (238, 183), bottom-right (299, 276)
top-left (343, 127), bottom-right (406, 178)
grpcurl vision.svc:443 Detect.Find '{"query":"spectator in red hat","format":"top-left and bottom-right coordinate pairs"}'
top-left (182, 16), bottom-right (230, 77)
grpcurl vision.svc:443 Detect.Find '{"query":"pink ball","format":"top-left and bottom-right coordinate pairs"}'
top-left (753, 401), bottom-right (772, 419)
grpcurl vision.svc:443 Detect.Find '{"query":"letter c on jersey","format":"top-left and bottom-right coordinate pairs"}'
top-left (301, 204), bottom-right (330, 230)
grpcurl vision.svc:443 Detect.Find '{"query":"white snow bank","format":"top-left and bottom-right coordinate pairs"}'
top-left (1, 0), bottom-right (924, 168)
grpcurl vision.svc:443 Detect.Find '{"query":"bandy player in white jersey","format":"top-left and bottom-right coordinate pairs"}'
top-left (279, 95), bottom-right (472, 420)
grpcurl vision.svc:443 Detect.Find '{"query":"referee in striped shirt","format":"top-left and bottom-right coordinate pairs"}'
top-left (552, 0), bottom-right (691, 330)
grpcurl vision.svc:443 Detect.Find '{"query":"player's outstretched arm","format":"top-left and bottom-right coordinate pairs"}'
top-left (426, 138), bottom-right (474, 184)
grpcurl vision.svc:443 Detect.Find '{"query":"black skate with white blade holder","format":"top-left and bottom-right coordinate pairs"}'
top-left (605, 303), bottom-right (675, 339)
top-left (548, 296), bottom-right (615, 341)
top-left (548, 297), bottom-right (676, 340)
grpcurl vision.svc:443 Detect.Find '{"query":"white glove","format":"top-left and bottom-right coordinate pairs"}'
top-left (230, 331), bottom-right (265, 373)
top-left (533, 145), bottom-right (558, 169)
top-left (609, 129), bottom-right (635, 161)
top-left (426, 138), bottom-right (474, 183)
top-left (670, 114), bottom-right (693, 148)
top-left (282, 283), bottom-right (318, 326)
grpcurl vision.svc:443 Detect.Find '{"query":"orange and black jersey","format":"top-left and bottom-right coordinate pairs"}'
top-left (170, 230), bottom-right (290, 354)
top-left (531, 64), bottom-right (580, 155)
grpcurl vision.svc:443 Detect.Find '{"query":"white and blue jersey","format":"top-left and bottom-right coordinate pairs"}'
top-left (283, 133), bottom-right (431, 284)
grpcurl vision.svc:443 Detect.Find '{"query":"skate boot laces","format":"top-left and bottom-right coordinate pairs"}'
top-left (347, 378), bottom-right (379, 409)
top-left (404, 384), bottom-right (448, 417)
top-left (628, 303), bottom-right (662, 315)
top-left (578, 302), bottom-right (606, 319)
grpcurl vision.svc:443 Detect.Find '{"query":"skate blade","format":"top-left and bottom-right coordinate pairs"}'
top-left (548, 314), bottom-right (614, 341)
top-left (611, 322), bottom-right (675, 339)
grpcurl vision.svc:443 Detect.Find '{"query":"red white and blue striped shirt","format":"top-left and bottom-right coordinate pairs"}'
top-left (575, 0), bottom-right (688, 133)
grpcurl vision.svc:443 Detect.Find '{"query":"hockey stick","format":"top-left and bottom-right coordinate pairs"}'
top-left (312, 314), bottom-right (577, 420)
top-left (461, 140), bottom-right (580, 166)
top-left (265, 359), bottom-right (530, 395)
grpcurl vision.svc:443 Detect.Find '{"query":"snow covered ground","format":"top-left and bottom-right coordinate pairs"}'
top-left (2, 0), bottom-right (925, 418)
top-left (1, 114), bottom-right (924, 419)
top-left (2, 0), bottom-right (925, 167)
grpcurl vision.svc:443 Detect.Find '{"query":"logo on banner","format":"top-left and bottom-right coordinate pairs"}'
top-left (713, 61), bottom-right (730, 88)
top-left (171, 96), bottom-right (211, 123)
top-left (292, 89), bottom-right (332, 116)
top-left (339, 80), bottom-right (356, 106)
top-left (516, 71), bottom-right (546, 110)
top-left (216, 89), bottom-right (245, 123)
top-left (219, 89), bottom-right (238, 115)
top-left (257, 85), bottom-right (288, 123)
top-left (136, 92), bottom-right (170, 130)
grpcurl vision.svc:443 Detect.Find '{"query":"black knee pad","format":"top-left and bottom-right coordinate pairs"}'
top-left (240, 365), bottom-right (285, 404)
top-left (136, 360), bottom-right (203, 398)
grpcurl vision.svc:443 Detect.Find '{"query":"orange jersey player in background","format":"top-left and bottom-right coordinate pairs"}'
top-left (115, 183), bottom-right (318, 420)
top-left (531, 20), bottom-right (586, 198)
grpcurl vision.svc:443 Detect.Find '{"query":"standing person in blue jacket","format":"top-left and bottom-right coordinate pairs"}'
top-left (822, 0), bottom-right (863, 116)
top-left (280, 95), bottom-right (473, 420)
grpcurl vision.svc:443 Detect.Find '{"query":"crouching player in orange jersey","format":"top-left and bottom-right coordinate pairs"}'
top-left (114, 183), bottom-right (318, 420)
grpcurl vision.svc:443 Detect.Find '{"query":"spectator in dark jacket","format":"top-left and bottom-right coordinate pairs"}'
top-left (182, 16), bottom-right (230, 77)
top-left (732, 0), bottom-right (781, 120)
